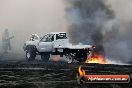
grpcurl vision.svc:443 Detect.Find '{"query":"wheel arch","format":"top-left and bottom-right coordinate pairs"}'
top-left (25, 45), bottom-right (37, 52)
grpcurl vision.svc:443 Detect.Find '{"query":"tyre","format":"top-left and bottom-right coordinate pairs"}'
top-left (63, 54), bottom-right (73, 63)
top-left (41, 53), bottom-right (50, 62)
top-left (26, 50), bottom-right (36, 61)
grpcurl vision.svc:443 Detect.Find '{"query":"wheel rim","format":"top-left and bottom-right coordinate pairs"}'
top-left (63, 55), bottom-right (73, 63)
top-left (67, 58), bottom-right (72, 63)
top-left (27, 52), bottom-right (31, 59)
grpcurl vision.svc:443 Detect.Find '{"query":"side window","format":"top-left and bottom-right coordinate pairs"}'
top-left (50, 35), bottom-right (54, 41)
top-left (56, 33), bottom-right (67, 40)
top-left (40, 34), bottom-right (54, 42)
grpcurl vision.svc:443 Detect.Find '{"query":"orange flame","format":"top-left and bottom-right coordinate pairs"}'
top-left (85, 54), bottom-right (108, 64)
top-left (78, 66), bottom-right (86, 76)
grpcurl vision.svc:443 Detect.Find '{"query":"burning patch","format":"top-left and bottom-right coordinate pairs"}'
top-left (85, 53), bottom-right (109, 64)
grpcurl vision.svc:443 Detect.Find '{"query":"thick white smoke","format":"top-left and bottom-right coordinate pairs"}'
top-left (0, 0), bottom-right (67, 53)
top-left (104, 0), bottom-right (132, 63)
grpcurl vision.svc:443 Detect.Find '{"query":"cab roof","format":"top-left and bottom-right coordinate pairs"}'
top-left (49, 32), bottom-right (66, 35)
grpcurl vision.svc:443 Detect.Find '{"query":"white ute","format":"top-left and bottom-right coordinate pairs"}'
top-left (23, 32), bottom-right (94, 63)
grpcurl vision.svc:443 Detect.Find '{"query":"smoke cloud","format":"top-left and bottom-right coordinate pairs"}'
top-left (65, 0), bottom-right (132, 63)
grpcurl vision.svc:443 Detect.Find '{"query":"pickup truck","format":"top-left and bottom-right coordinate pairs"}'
top-left (23, 32), bottom-right (94, 63)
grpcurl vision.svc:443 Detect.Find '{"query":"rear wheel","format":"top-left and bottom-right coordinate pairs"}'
top-left (41, 53), bottom-right (50, 62)
top-left (63, 54), bottom-right (73, 63)
top-left (63, 53), bottom-right (87, 63)
top-left (26, 51), bottom-right (36, 61)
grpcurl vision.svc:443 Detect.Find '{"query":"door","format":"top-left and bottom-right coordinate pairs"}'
top-left (39, 34), bottom-right (54, 52)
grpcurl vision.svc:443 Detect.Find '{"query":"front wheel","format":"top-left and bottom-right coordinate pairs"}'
top-left (41, 53), bottom-right (50, 62)
top-left (26, 51), bottom-right (36, 61)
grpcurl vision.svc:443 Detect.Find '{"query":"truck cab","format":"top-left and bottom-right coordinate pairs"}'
top-left (38, 32), bottom-right (68, 52)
